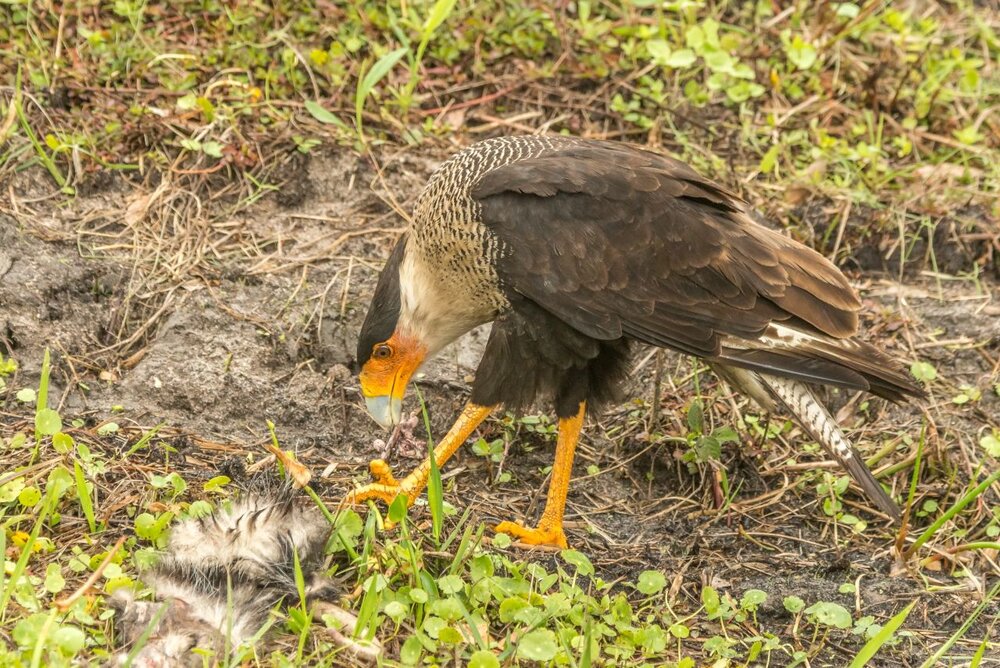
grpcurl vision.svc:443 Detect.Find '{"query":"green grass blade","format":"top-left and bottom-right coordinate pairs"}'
top-left (950, 541), bottom-right (1000, 553)
top-left (414, 386), bottom-right (444, 544)
top-left (292, 546), bottom-right (306, 606)
top-left (124, 423), bottom-right (164, 458)
top-left (354, 47), bottom-right (408, 137)
top-left (29, 609), bottom-right (58, 668)
top-left (447, 521), bottom-right (475, 576)
top-left (905, 422), bottom-right (926, 516)
top-left (304, 99), bottom-right (348, 130)
top-left (121, 601), bottom-right (172, 668)
top-left (918, 582), bottom-right (999, 668)
top-left (0, 468), bottom-right (70, 618)
top-left (36, 348), bottom-right (50, 414)
top-left (14, 80), bottom-right (67, 189)
top-left (423, 0), bottom-right (458, 36)
top-left (0, 510), bottom-right (5, 607)
top-left (399, 0), bottom-right (458, 111)
top-left (896, 422), bottom-right (926, 553)
top-left (970, 633), bottom-right (988, 668)
top-left (905, 469), bottom-right (1000, 559)
top-left (580, 617), bottom-right (593, 668)
top-left (441, 506), bottom-right (475, 553)
top-left (848, 600), bottom-right (915, 668)
top-left (74, 460), bottom-right (96, 533)
top-left (30, 349), bottom-right (54, 464)
top-left (354, 574), bottom-right (383, 641)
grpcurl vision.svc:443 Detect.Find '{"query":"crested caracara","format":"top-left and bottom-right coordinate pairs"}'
top-left (348, 136), bottom-right (923, 548)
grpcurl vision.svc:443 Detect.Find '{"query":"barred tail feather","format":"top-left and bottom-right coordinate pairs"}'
top-left (760, 374), bottom-right (901, 521)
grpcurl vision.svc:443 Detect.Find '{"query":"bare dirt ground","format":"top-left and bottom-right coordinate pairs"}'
top-left (2, 145), bottom-right (999, 665)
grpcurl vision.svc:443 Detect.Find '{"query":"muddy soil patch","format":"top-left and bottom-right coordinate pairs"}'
top-left (2, 147), bottom-right (999, 664)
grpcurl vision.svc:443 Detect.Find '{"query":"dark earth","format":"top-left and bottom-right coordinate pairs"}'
top-left (1, 144), bottom-right (998, 665)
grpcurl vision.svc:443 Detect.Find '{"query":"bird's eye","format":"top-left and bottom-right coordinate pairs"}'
top-left (373, 344), bottom-right (393, 360)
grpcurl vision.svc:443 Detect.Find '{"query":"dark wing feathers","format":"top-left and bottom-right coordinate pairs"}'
top-left (473, 140), bottom-right (921, 400)
top-left (473, 141), bottom-right (856, 344)
top-left (717, 326), bottom-right (919, 402)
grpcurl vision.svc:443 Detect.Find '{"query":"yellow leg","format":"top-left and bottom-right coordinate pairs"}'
top-left (495, 401), bottom-right (586, 549)
top-left (346, 403), bottom-right (494, 507)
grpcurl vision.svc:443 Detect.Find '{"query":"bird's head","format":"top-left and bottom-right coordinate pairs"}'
top-left (357, 329), bottom-right (427, 429)
top-left (357, 234), bottom-right (493, 428)
top-left (355, 238), bottom-right (426, 429)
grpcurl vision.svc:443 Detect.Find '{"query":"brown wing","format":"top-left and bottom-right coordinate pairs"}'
top-left (474, 141), bottom-right (858, 349)
top-left (473, 140), bottom-right (919, 399)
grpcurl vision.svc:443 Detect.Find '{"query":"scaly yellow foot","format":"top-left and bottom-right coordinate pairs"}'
top-left (345, 459), bottom-right (417, 506)
top-left (346, 404), bottom-right (495, 512)
top-left (492, 402), bottom-right (586, 550)
top-left (494, 520), bottom-right (568, 549)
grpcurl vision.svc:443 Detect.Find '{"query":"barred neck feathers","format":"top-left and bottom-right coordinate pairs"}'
top-left (411, 137), bottom-right (581, 290)
top-left (398, 136), bottom-right (582, 353)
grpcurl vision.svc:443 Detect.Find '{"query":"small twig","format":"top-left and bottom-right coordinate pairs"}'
top-left (55, 536), bottom-right (127, 612)
top-left (419, 83), bottom-right (521, 116)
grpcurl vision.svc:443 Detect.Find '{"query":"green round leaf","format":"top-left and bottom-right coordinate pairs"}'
top-left (980, 432), bottom-right (1000, 457)
top-left (783, 595), bottom-right (805, 613)
top-left (36, 408), bottom-right (62, 436)
top-left (669, 623), bottom-right (690, 639)
top-left (910, 361), bottom-right (937, 383)
top-left (18, 485), bottom-right (42, 508)
top-left (786, 35), bottom-right (818, 70)
top-left (12, 613), bottom-right (47, 647)
top-left (400, 635), bottom-right (423, 665)
top-left (53, 625), bottom-right (85, 655)
top-left (134, 513), bottom-right (157, 539)
top-left (468, 650), bottom-right (500, 668)
top-left (187, 500), bottom-right (213, 519)
top-left (499, 597), bottom-right (531, 623)
top-left (388, 493), bottom-right (409, 523)
top-left (332, 509), bottom-right (363, 546)
top-left (666, 48), bottom-right (697, 68)
top-left (437, 574), bottom-right (464, 595)
top-left (805, 601), bottom-right (853, 629)
top-left (0, 478), bottom-right (26, 503)
top-left (422, 616), bottom-right (446, 639)
top-left (492, 532), bottom-right (512, 549)
top-left (560, 549), bottom-right (594, 576)
top-left (384, 601), bottom-right (408, 621)
top-left (16, 388), bottom-right (36, 404)
top-left (430, 597), bottom-right (465, 621)
top-left (52, 431), bottom-right (74, 453)
top-left (469, 554), bottom-right (494, 581)
top-left (637, 570), bottom-right (667, 595)
top-left (44, 563), bottom-right (66, 594)
top-left (202, 475), bottom-right (230, 493)
top-left (47, 466), bottom-right (73, 498)
top-left (97, 422), bottom-right (120, 435)
top-left (701, 586), bottom-right (720, 613)
top-left (740, 589), bottom-right (767, 610)
top-left (516, 628), bottom-right (559, 662)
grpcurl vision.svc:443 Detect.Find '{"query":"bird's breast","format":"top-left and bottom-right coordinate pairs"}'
top-left (397, 235), bottom-right (503, 353)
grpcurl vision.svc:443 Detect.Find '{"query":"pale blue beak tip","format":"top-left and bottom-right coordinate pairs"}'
top-left (364, 395), bottom-right (403, 429)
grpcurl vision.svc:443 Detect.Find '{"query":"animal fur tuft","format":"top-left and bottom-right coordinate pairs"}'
top-left (109, 486), bottom-right (368, 667)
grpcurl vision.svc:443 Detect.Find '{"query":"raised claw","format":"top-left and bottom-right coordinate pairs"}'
top-left (367, 459), bottom-right (399, 487)
top-left (345, 460), bottom-right (413, 506)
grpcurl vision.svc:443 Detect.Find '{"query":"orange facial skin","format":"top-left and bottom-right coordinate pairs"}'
top-left (359, 331), bottom-right (427, 428)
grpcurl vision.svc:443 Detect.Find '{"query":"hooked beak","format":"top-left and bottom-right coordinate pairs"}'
top-left (364, 395), bottom-right (403, 429)
top-left (358, 334), bottom-right (426, 430)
